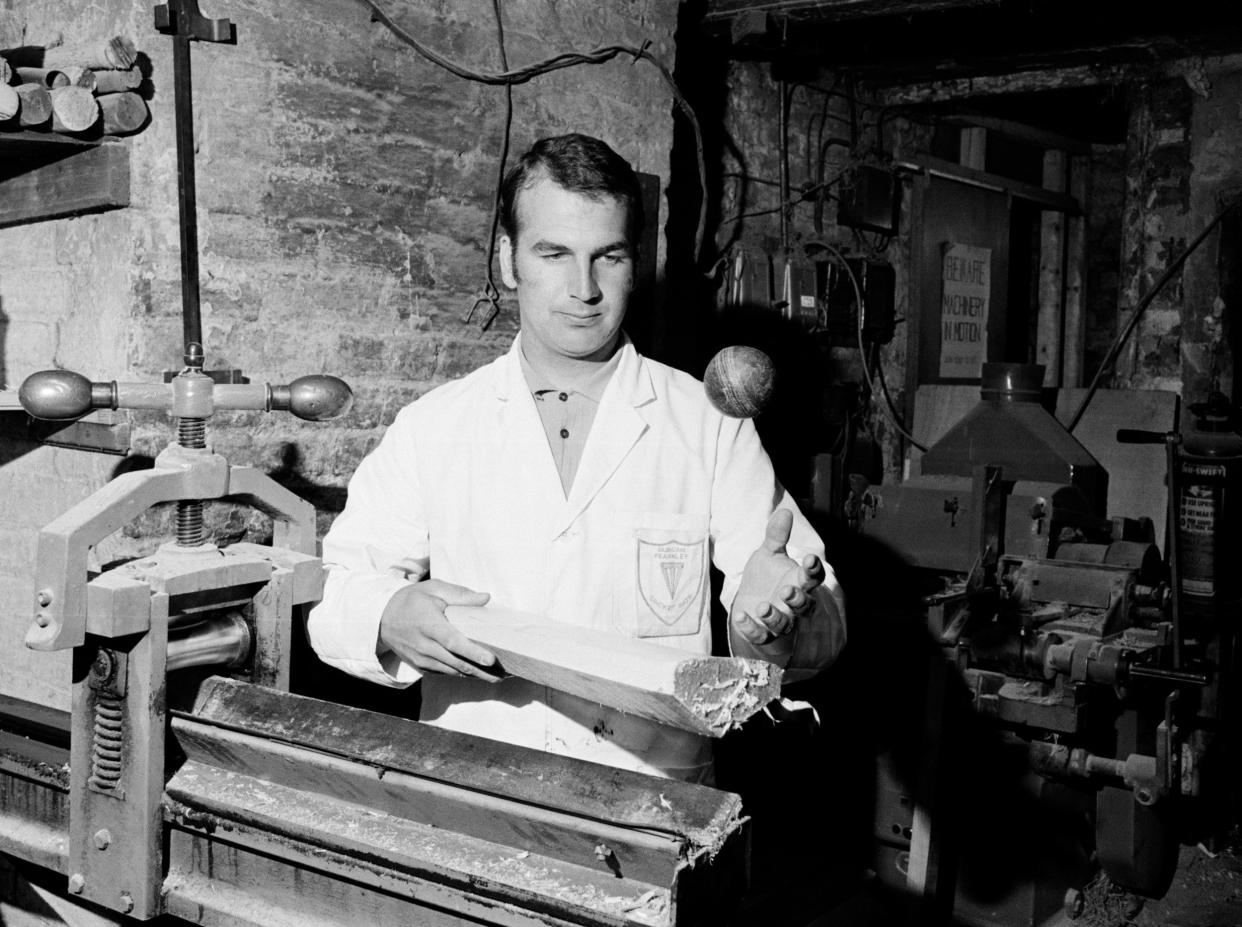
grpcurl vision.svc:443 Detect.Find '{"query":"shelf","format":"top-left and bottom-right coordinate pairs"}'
top-left (0, 132), bottom-right (130, 228)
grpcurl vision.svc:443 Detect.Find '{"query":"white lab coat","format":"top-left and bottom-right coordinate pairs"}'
top-left (307, 335), bottom-right (845, 779)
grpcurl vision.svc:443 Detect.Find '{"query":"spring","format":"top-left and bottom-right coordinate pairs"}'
top-left (176, 500), bottom-right (204, 546)
top-left (89, 695), bottom-right (124, 791)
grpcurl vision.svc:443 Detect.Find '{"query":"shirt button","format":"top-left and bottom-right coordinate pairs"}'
top-left (558, 392), bottom-right (569, 402)
top-left (560, 428), bottom-right (570, 439)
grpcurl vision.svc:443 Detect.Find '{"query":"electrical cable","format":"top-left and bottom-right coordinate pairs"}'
top-left (356, 0), bottom-right (709, 274)
top-left (816, 239), bottom-right (927, 452)
top-left (720, 166), bottom-right (850, 232)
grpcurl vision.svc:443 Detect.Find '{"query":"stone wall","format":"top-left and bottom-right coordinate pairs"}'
top-left (1112, 65), bottom-right (1242, 408)
top-left (0, 0), bottom-right (681, 708)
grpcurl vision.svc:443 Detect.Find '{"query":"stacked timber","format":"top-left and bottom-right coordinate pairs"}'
top-left (0, 30), bottom-right (149, 137)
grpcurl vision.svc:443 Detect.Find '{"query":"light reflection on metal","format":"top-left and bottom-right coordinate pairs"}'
top-left (166, 610), bottom-right (251, 672)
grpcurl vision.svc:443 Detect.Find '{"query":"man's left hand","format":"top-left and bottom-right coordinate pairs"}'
top-left (730, 508), bottom-right (825, 653)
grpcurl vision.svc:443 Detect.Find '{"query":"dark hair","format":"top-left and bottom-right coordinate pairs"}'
top-left (499, 133), bottom-right (645, 247)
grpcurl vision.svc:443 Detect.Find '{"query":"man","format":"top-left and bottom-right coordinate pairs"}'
top-left (307, 133), bottom-right (845, 782)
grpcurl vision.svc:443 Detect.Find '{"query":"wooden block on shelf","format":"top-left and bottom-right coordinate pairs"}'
top-left (14, 83), bottom-right (51, 128)
top-left (0, 139), bottom-right (129, 228)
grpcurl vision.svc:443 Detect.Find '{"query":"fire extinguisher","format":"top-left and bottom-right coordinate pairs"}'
top-left (1177, 392), bottom-right (1242, 612)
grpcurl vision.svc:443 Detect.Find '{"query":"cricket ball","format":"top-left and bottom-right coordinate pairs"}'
top-left (703, 345), bottom-right (776, 418)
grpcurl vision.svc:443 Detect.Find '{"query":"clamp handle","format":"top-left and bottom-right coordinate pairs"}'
top-left (19, 369), bottom-right (353, 422)
top-left (18, 370), bottom-right (112, 421)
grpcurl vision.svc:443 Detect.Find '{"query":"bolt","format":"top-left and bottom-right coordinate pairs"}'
top-left (93, 828), bottom-right (112, 850)
top-left (119, 892), bottom-right (134, 914)
top-left (36, 589), bottom-right (53, 607)
top-left (90, 650), bottom-right (115, 683)
top-left (34, 613), bottom-right (50, 628)
top-left (68, 873), bottom-right (85, 894)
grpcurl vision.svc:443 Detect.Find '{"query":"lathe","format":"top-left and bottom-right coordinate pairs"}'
top-left (860, 362), bottom-right (1237, 924)
top-left (0, 355), bottom-right (751, 927)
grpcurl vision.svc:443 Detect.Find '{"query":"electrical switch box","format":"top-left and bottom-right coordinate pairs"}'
top-left (837, 164), bottom-right (901, 236)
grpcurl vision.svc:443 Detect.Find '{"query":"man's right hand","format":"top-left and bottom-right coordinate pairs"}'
top-left (378, 580), bottom-right (500, 680)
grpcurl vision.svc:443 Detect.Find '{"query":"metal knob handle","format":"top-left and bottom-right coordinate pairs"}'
top-left (270, 375), bottom-right (354, 421)
top-left (18, 370), bottom-right (115, 421)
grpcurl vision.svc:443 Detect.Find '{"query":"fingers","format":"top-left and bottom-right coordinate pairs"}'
top-left (422, 579), bottom-right (491, 608)
top-left (761, 508), bottom-right (794, 555)
top-left (428, 618), bottom-right (498, 672)
top-left (734, 601), bottom-right (795, 645)
top-left (410, 637), bottom-right (502, 681)
top-left (781, 583), bottom-right (811, 615)
top-left (380, 582), bottom-right (499, 680)
top-left (796, 554), bottom-right (825, 592)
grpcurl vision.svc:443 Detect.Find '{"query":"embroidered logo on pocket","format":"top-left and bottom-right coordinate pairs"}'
top-left (637, 539), bottom-right (705, 627)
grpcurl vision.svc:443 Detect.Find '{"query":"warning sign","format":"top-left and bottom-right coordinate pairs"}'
top-left (939, 243), bottom-right (991, 379)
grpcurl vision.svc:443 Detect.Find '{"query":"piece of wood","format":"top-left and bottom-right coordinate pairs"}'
top-left (705, 0), bottom-right (993, 21)
top-left (1037, 149), bottom-right (1068, 386)
top-left (185, 677), bottom-right (746, 844)
top-left (0, 140), bottom-right (128, 228)
top-left (14, 65), bottom-right (67, 88)
top-left (58, 64), bottom-right (96, 92)
top-left (91, 65), bottom-right (141, 94)
top-left (939, 109), bottom-right (1091, 156)
top-left (958, 126), bottom-right (986, 170)
top-left (444, 605), bottom-right (782, 737)
top-left (97, 90), bottom-right (148, 135)
top-left (14, 82), bottom-right (51, 127)
top-left (0, 82), bottom-right (17, 121)
top-left (902, 153), bottom-right (1082, 214)
top-left (42, 35), bottom-right (137, 70)
top-left (164, 763), bottom-right (677, 927)
top-left (1062, 155), bottom-right (1089, 388)
top-left (48, 84), bottom-right (98, 132)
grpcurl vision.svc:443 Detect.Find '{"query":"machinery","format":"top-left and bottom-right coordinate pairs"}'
top-left (0, 356), bottom-right (749, 927)
top-left (859, 363), bottom-right (1237, 925)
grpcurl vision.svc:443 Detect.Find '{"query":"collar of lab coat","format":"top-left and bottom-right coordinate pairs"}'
top-left (497, 333), bottom-right (656, 535)
top-left (495, 332), bottom-right (655, 407)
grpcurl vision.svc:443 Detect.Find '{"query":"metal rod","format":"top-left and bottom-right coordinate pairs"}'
top-left (171, 13), bottom-right (202, 353)
top-left (1164, 433), bottom-right (1184, 669)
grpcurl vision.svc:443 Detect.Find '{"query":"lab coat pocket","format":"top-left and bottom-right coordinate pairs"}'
top-left (620, 512), bottom-right (708, 639)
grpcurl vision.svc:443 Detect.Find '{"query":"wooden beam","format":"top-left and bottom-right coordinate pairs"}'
top-left (1062, 155), bottom-right (1089, 387)
top-left (0, 140), bottom-right (128, 228)
top-left (444, 605), bottom-right (783, 737)
top-left (939, 110), bottom-right (1091, 156)
top-left (897, 154), bottom-right (1081, 214)
top-left (878, 63), bottom-right (1140, 105)
top-left (1037, 149), bottom-right (1068, 386)
top-left (705, 0), bottom-right (995, 23)
top-left (958, 126), bottom-right (986, 170)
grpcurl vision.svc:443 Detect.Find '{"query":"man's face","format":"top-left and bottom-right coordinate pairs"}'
top-left (499, 175), bottom-right (634, 366)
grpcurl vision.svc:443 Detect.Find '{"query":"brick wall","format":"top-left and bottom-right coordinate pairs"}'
top-left (0, 0), bottom-right (681, 708)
